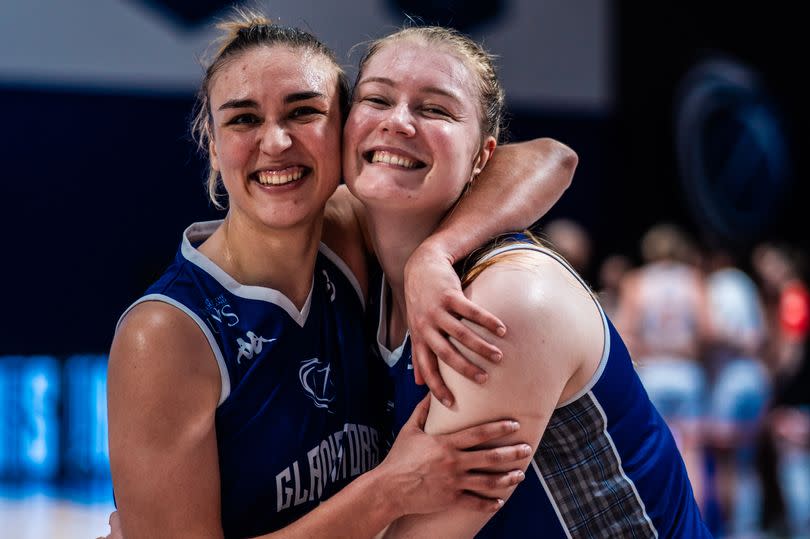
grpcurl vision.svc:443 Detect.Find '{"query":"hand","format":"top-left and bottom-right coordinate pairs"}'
top-left (404, 241), bottom-right (506, 406)
top-left (97, 510), bottom-right (122, 539)
top-left (378, 396), bottom-right (530, 517)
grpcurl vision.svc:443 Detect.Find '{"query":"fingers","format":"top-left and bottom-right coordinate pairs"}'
top-left (420, 324), bottom-right (489, 382)
top-left (454, 492), bottom-right (505, 513)
top-left (403, 394), bottom-right (431, 430)
top-left (445, 419), bottom-right (521, 449)
top-left (411, 339), bottom-right (455, 407)
top-left (446, 292), bottom-right (506, 339)
top-left (410, 347), bottom-right (425, 385)
top-left (460, 469), bottom-right (526, 493)
top-left (442, 315), bottom-right (503, 364)
top-left (460, 444), bottom-right (534, 470)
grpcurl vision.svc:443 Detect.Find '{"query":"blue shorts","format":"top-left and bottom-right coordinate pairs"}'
top-left (636, 357), bottom-right (707, 421)
top-left (709, 358), bottom-right (770, 424)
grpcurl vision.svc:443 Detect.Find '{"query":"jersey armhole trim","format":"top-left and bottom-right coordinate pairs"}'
top-left (117, 294), bottom-right (232, 406)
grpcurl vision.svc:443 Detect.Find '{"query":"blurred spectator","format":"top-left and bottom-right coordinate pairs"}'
top-left (752, 242), bottom-right (810, 537)
top-left (704, 249), bottom-right (769, 536)
top-left (752, 242), bottom-right (809, 377)
top-left (615, 223), bottom-right (712, 508)
top-left (596, 253), bottom-right (633, 319)
top-left (543, 218), bottom-right (592, 277)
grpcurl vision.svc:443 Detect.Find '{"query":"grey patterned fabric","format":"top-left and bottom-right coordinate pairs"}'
top-left (533, 393), bottom-right (657, 538)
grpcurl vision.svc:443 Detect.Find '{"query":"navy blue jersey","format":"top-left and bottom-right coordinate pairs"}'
top-left (369, 241), bottom-right (711, 538)
top-left (120, 221), bottom-right (381, 538)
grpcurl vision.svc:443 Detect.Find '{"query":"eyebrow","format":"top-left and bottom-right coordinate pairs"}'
top-left (219, 98), bottom-right (258, 111)
top-left (218, 91), bottom-right (326, 111)
top-left (358, 76), bottom-right (462, 103)
top-left (284, 91), bottom-right (326, 103)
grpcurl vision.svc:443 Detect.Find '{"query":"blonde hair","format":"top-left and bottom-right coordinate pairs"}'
top-left (354, 26), bottom-right (505, 141)
top-left (190, 8), bottom-right (349, 208)
top-left (460, 230), bottom-right (549, 286)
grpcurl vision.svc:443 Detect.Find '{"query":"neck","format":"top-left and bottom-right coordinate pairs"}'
top-left (199, 210), bottom-right (323, 310)
top-left (367, 207), bottom-right (441, 345)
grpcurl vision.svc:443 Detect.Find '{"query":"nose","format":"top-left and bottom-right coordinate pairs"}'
top-left (259, 123), bottom-right (292, 154)
top-left (380, 103), bottom-right (416, 137)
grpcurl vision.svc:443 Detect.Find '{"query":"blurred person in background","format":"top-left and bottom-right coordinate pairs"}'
top-left (615, 222), bottom-right (713, 509)
top-left (752, 242), bottom-right (810, 537)
top-left (596, 253), bottom-right (633, 320)
top-left (543, 217), bottom-right (592, 278)
top-left (703, 249), bottom-right (769, 536)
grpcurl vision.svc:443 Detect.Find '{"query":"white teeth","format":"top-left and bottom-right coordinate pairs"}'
top-left (371, 150), bottom-right (418, 169)
top-left (256, 168), bottom-right (305, 185)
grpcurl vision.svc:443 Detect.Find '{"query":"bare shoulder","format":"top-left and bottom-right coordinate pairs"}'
top-left (463, 249), bottom-right (599, 336)
top-left (108, 301), bottom-right (223, 535)
top-left (109, 301), bottom-right (220, 404)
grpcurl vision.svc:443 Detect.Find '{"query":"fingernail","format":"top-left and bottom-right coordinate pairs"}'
top-left (496, 498), bottom-right (505, 507)
top-left (475, 373), bottom-right (488, 384)
top-left (441, 398), bottom-right (453, 408)
top-left (520, 444), bottom-right (532, 457)
top-left (491, 352), bottom-right (502, 362)
top-left (509, 421), bottom-right (520, 431)
top-left (513, 470), bottom-right (525, 482)
top-left (496, 325), bottom-right (506, 336)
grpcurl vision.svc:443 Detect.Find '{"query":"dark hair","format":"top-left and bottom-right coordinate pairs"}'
top-left (191, 8), bottom-right (349, 208)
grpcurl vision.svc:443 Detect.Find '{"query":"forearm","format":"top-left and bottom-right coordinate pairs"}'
top-left (427, 137), bottom-right (576, 263)
top-left (259, 467), bottom-right (400, 538)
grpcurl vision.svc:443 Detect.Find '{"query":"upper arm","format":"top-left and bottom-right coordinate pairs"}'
top-left (388, 254), bottom-right (604, 538)
top-left (323, 185), bottom-right (370, 296)
top-left (108, 302), bottom-right (223, 538)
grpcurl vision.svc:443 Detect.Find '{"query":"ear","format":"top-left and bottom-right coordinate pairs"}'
top-left (472, 135), bottom-right (497, 177)
top-left (209, 136), bottom-right (220, 172)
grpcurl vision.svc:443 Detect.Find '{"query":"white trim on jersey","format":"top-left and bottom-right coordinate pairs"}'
top-left (589, 392), bottom-right (659, 538)
top-left (531, 458), bottom-right (573, 539)
top-left (375, 274), bottom-right (410, 368)
top-left (117, 293), bottom-right (232, 406)
top-left (182, 221), bottom-right (314, 327)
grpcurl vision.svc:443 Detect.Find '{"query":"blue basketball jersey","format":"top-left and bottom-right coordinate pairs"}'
top-left (120, 221), bottom-right (382, 538)
top-left (369, 241), bottom-right (711, 538)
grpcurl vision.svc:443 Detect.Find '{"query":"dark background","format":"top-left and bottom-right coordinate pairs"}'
top-left (1, 2), bottom-right (805, 355)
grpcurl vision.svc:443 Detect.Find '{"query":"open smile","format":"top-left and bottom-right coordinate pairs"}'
top-left (250, 166), bottom-right (311, 186)
top-left (363, 149), bottom-right (426, 170)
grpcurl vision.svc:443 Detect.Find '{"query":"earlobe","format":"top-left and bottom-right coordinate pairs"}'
top-left (473, 136), bottom-right (498, 176)
top-left (209, 139), bottom-right (219, 172)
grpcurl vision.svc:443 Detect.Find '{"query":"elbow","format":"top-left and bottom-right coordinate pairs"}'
top-left (530, 137), bottom-right (577, 191)
top-left (550, 139), bottom-right (578, 189)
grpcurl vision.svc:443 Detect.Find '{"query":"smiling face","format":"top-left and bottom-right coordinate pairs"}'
top-left (208, 45), bottom-right (343, 230)
top-left (343, 38), bottom-right (495, 220)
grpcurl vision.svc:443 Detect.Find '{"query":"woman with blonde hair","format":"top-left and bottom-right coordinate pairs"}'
top-left (345, 27), bottom-right (711, 537)
top-left (106, 12), bottom-right (576, 538)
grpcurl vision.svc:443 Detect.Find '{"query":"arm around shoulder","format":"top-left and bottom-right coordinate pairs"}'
top-left (387, 253), bottom-right (603, 538)
top-left (107, 301), bottom-right (223, 538)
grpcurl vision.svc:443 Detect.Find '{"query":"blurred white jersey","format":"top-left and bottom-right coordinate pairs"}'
top-left (706, 268), bottom-right (765, 359)
top-left (635, 262), bottom-right (704, 359)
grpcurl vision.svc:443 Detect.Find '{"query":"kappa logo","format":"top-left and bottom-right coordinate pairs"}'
top-left (236, 332), bottom-right (276, 365)
top-left (322, 269), bottom-right (336, 302)
top-left (299, 357), bottom-right (336, 411)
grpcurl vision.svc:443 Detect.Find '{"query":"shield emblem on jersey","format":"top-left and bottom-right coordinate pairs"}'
top-left (298, 358), bottom-right (336, 411)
